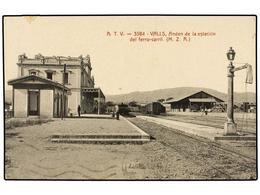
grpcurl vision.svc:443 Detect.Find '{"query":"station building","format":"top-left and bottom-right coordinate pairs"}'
top-left (163, 90), bottom-right (224, 112)
top-left (8, 54), bottom-right (105, 118)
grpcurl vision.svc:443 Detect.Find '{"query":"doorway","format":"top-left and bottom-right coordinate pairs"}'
top-left (28, 90), bottom-right (39, 116)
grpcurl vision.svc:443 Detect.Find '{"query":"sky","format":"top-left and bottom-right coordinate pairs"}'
top-left (4, 16), bottom-right (256, 95)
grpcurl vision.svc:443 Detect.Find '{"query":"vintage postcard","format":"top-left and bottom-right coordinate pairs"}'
top-left (3, 15), bottom-right (257, 180)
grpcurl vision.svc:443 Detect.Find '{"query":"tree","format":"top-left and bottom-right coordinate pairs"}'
top-left (105, 101), bottom-right (115, 106)
top-left (128, 101), bottom-right (138, 107)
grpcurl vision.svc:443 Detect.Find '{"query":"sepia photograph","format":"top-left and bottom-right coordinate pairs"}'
top-left (3, 15), bottom-right (257, 180)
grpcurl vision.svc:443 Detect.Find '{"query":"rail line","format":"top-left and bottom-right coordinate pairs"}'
top-left (158, 141), bottom-right (234, 179)
top-left (156, 132), bottom-right (256, 179)
top-left (158, 126), bottom-right (256, 163)
top-left (129, 117), bottom-right (256, 179)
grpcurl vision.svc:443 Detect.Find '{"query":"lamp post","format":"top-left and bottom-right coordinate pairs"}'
top-left (224, 47), bottom-right (237, 135)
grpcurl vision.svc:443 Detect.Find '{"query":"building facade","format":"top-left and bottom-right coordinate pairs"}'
top-left (163, 90), bottom-right (224, 112)
top-left (9, 53), bottom-right (105, 117)
top-left (8, 75), bottom-right (70, 118)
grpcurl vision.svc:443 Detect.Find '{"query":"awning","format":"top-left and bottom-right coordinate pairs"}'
top-left (189, 98), bottom-right (216, 103)
top-left (81, 87), bottom-right (105, 99)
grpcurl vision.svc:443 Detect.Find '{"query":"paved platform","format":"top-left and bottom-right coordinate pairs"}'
top-left (50, 117), bottom-right (150, 144)
top-left (66, 114), bottom-right (114, 119)
top-left (137, 116), bottom-right (255, 141)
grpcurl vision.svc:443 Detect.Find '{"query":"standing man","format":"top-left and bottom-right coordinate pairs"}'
top-left (77, 105), bottom-right (81, 117)
top-left (115, 104), bottom-right (120, 120)
top-left (204, 108), bottom-right (208, 115)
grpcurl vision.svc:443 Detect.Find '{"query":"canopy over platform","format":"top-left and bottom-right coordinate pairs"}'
top-left (81, 87), bottom-right (105, 99)
top-left (81, 87), bottom-right (106, 114)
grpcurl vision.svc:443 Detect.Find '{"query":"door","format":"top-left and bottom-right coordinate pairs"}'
top-left (28, 90), bottom-right (40, 116)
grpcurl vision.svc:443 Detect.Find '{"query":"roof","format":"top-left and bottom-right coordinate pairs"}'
top-left (8, 75), bottom-right (70, 91)
top-left (81, 87), bottom-right (105, 98)
top-left (164, 90), bottom-right (224, 104)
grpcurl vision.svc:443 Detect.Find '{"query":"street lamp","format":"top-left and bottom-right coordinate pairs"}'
top-left (224, 47), bottom-right (237, 135)
top-left (226, 47), bottom-right (236, 61)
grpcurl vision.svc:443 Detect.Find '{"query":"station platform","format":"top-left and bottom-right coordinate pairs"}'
top-left (137, 116), bottom-right (256, 141)
top-left (51, 116), bottom-right (150, 144)
top-left (65, 114), bottom-right (114, 119)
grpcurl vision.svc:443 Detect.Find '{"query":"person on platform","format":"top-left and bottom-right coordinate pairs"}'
top-left (115, 104), bottom-right (120, 120)
top-left (77, 105), bottom-right (81, 117)
top-left (112, 108), bottom-right (115, 118)
top-left (204, 108), bottom-right (208, 115)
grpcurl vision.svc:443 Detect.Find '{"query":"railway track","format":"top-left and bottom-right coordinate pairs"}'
top-left (158, 126), bottom-right (256, 162)
top-left (158, 141), bottom-right (234, 179)
top-left (128, 117), bottom-right (256, 179)
top-left (157, 131), bottom-right (256, 179)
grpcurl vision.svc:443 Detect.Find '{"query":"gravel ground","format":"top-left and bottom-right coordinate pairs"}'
top-left (5, 118), bottom-right (257, 180)
top-left (128, 118), bottom-right (257, 180)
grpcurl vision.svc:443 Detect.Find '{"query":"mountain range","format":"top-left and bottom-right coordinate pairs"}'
top-left (105, 87), bottom-right (256, 104)
top-left (5, 87), bottom-right (256, 104)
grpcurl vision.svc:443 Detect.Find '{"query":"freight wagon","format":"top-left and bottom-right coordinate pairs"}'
top-left (143, 102), bottom-right (166, 115)
top-left (118, 103), bottom-right (131, 115)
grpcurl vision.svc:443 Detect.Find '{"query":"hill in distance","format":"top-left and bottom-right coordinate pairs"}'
top-left (106, 87), bottom-right (256, 104)
top-left (5, 87), bottom-right (256, 105)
